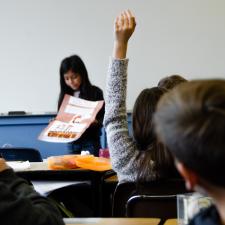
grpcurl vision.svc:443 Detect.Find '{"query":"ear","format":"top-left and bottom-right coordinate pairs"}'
top-left (175, 161), bottom-right (199, 190)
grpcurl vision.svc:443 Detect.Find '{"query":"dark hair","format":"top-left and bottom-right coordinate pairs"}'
top-left (158, 75), bottom-right (187, 91)
top-left (154, 79), bottom-right (225, 187)
top-left (58, 55), bottom-right (92, 109)
top-left (132, 87), bottom-right (175, 182)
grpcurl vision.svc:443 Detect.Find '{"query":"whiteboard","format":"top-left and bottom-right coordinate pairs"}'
top-left (0, 0), bottom-right (225, 113)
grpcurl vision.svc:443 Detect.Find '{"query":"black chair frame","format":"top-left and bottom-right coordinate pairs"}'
top-left (126, 194), bottom-right (177, 224)
top-left (112, 178), bottom-right (190, 218)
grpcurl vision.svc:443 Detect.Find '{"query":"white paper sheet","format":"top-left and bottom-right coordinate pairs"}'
top-left (31, 180), bottom-right (90, 196)
top-left (6, 161), bottom-right (31, 171)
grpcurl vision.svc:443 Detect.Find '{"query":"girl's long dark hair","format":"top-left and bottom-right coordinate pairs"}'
top-left (132, 87), bottom-right (175, 182)
top-left (58, 55), bottom-right (92, 110)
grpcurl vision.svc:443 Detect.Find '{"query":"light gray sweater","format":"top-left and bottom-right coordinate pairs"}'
top-left (104, 58), bottom-right (156, 182)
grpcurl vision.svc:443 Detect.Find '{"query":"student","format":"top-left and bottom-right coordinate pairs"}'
top-left (154, 79), bottom-right (225, 225)
top-left (158, 75), bottom-right (187, 90)
top-left (104, 10), bottom-right (177, 183)
top-left (0, 158), bottom-right (64, 225)
top-left (58, 55), bottom-right (105, 156)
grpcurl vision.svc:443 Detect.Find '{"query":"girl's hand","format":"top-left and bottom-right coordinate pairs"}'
top-left (113, 10), bottom-right (136, 59)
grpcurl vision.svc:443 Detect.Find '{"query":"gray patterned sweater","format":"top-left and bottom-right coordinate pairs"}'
top-left (104, 58), bottom-right (156, 182)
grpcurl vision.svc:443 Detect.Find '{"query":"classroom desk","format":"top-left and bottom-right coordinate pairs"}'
top-left (64, 218), bottom-right (161, 225)
top-left (16, 162), bottom-right (113, 217)
top-left (104, 174), bottom-right (118, 182)
top-left (164, 219), bottom-right (178, 225)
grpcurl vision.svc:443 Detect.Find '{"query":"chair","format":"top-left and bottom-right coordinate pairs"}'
top-left (112, 178), bottom-right (190, 218)
top-left (101, 170), bottom-right (118, 216)
top-left (0, 147), bottom-right (42, 162)
top-left (48, 170), bottom-right (117, 217)
top-left (126, 194), bottom-right (177, 224)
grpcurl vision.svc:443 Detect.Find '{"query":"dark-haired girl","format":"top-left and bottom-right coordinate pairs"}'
top-left (58, 55), bottom-right (104, 156)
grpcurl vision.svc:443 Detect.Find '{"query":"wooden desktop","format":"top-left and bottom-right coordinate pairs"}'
top-left (64, 218), bottom-right (161, 225)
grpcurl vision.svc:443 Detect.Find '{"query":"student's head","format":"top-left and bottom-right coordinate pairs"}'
top-left (133, 87), bottom-right (164, 148)
top-left (58, 55), bottom-right (91, 109)
top-left (60, 55), bottom-right (91, 92)
top-left (132, 87), bottom-right (174, 181)
top-left (158, 75), bottom-right (187, 91)
top-left (154, 79), bottom-right (225, 190)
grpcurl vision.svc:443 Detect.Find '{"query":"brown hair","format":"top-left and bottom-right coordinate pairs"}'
top-left (158, 75), bottom-right (187, 91)
top-left (154, 79), bottom-right (225, 187)
top-left (132, 87), bottom-right (176, 182)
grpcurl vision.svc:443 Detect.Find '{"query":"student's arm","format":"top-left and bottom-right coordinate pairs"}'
top-left (104, 11), bottom-right (138, 182)
top-left (0, 159), bottom-right (64, 225)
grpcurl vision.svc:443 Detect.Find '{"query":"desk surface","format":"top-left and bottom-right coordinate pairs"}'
top-left (25, 162), bottom-right (49, 170)
top-left (64, 218), bottom-right (160, 225)
top-left (164, 219), bottom-right (178, 225)
top-left (16, 162), bottom-right (112, 217)
top-left (24, 162), bottom-right (91, 171)
top-left (17, 162), bottom-right (107, 180)
top-left (104, 174), bottom-right (118, 182)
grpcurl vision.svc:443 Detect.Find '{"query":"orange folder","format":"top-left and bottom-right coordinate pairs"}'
top-left (47, 154), bottom-right (112, 171)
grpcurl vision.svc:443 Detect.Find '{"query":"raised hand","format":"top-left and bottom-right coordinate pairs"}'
top-left (113, 10), bottom-right (136, 59)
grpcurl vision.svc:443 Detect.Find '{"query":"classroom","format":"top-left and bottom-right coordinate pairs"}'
top-left (0, 1), bottom-right (225, 225)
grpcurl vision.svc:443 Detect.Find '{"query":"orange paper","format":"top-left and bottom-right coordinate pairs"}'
top-left (47, 155), bottom-right (112, 171)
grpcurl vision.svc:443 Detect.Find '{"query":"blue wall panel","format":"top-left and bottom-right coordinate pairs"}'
top-left (0, 113), bottom-right (132, 159)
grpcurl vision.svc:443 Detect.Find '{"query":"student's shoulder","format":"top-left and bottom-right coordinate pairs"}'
top-left (89, 85), bottom-right (104, 97)
top-left (189, 205), bottom-right (220, 225)
top-left (0, 168), bottom-right (17, 180)
top-left (91, 85), bottom-right (103, 93)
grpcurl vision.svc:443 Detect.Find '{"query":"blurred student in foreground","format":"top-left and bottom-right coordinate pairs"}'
top-left (154, 79), bottom-right (225, 225)
top-left (0, 158), bottom-right (64, 225)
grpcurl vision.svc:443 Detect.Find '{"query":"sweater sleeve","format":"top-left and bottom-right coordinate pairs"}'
top-left (103, 58), bottom-right (139, 182)
top-left (0, 169), bottom-right (64, 225)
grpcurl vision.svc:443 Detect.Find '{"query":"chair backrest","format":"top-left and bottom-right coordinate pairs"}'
top-left (112, 179), bottom-right (189, 217)
top-left (0, 147), bottom-right (42, 162)
top-left (126, 194), bottom-right (177, 222)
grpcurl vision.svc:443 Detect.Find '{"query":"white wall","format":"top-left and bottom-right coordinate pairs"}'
top-left (0, 0), bottom-right (225, 113)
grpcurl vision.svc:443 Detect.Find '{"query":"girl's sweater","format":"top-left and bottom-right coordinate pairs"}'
top-left (104, 58), bottom-right (156, 182)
